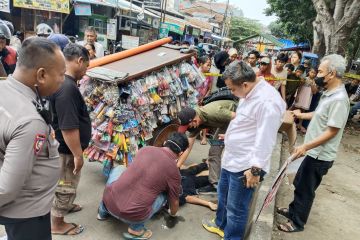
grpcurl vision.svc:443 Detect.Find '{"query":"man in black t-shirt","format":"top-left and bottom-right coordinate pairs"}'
top-left (49, 43), bottom-right (91, 236)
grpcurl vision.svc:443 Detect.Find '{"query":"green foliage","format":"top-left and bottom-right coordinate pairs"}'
top-left (265, 0), bottom-right (316, 43)
top-left (268, 21), bottom-right (287, 38)
top-left (346, 23), bottom-right (360, 60)
top-left (228, 17), bottom-right (263, 40)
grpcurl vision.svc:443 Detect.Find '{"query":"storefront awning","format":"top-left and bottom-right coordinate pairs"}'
top-left (117, 0), bottom-right (160, 18)
top-left (13, 0), bottom-right (70, 14)
top-left (74, 0), bottom-right (118, 8)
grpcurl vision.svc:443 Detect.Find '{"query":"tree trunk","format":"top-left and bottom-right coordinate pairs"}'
top-left (312, 16), bottom-right (326, 58)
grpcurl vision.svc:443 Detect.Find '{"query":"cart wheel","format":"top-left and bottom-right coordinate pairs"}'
top-left (150, 123), bottom-right (180, 147)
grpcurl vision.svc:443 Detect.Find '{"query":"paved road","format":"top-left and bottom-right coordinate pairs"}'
top-left (1, 142), bottom-right (221, 240)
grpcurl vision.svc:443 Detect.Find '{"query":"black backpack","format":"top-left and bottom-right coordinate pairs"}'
top-left (202, 87), bottom-right (239, 105)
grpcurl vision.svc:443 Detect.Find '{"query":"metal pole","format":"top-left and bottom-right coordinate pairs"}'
top-left (221, 0), bottom-right (230, 48)
top-left (163, 0), bottom-right (168, 23)
top-left (129, 0), bottom-right (133, 35)
top-left (158, 0), bottom-right (165, 39)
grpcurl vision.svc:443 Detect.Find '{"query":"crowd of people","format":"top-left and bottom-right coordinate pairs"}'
top-left (0, 17), bottom-right (358, 240)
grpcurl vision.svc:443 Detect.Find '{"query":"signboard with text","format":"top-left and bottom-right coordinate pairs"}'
top-left (143, 0), bottom-right (161, 9)
top-left (13, 0), bottom-right (70, 14)
top-left (74, 3), bottom-right (91, 16)
top-left (159, 23), bottom-right (169, 39)
top-left (122, 35), bottom-right (140, 50)
top-left (107, 19), bottom-right (117, 40)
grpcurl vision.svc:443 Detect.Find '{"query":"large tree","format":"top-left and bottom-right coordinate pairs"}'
top-left (228, 17), bottom-right (263, 41)
top-left (266, 0), bottom-right (360, 58)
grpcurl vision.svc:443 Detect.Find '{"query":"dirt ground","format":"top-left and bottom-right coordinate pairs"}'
top-left (272, 131), bottom-right (360, 240)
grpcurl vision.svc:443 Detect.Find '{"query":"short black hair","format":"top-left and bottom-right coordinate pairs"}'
top-left (248, 50), bottom-right (260, 59)
top-left (63, 43), bottom-right (90, 62)
top-left (285, 63), bottom-right (295, 72)
top-left (277, 53), bottom-right (288, 63)
top-left (17, 37), bottom-right (60, 69)
top-left (182, 41), bottom-right (190, 46)
top-left (84, 42), bottom-right (95, 51)
top-left (222, 60), bottom-right (256, 85)
top-left (164, 132), bottom-right (189, 154)
top-left (296, 64), bottom-right (306, 73)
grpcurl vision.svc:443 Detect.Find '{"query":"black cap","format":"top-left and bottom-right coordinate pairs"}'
top-left (177, 107), bottom-right (196, 133)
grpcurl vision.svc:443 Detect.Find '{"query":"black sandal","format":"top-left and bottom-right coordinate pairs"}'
top-left (276, 207), bottom-right (290, 219)
top-left (278, 221), bottom-right (303, 233)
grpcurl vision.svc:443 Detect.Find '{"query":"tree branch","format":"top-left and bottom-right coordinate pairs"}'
top-left (337, 0), bottom-right (360, 32)
top-left (334, 0), bottom-right (346, 22)
top-left (312, 0), bottom-right (334, 21)
top-left (344, 0), bottom-right (360, 26)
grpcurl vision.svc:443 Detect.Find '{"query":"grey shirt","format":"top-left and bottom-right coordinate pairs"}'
top-left (0, 76), bottom-right (61, 218)
top-left (305, 84), bottom-right (350, 161)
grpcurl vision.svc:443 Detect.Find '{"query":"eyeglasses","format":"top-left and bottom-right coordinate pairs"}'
top-left (260, 62), bottom-right (269, 65)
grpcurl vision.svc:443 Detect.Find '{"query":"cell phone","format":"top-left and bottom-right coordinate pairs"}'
top-left (207, 139), bottom-right (225, 146)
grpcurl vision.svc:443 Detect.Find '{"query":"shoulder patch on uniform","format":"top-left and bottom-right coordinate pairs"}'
top-left (34, 134), bottom-right (46, 155)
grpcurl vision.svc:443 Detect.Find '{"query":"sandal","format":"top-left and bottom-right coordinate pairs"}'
top-left (123, 229), bottom-right (153, 240)
top-left (52, 223), bottom-right (84, 235)
top-left (276, 207), bottom-right (290, 219)
top-left (68, 204), bottom-right (82, 213)
top-left (278, 221), bottom-right (303, 233)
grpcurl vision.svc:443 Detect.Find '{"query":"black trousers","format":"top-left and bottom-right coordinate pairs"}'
top-left (0, 212), bottom-right (51, 240)
top-left (179, 163), bottom-right (210, 205)
top-left (288, 156), bottom-right (333, 229)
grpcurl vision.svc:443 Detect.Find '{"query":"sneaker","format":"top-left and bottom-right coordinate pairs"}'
top-left (197, 184), bottom-right (217, 195)
top-left (202, 218), bottom-right (224, 237)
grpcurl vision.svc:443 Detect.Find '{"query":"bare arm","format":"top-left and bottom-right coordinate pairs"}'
top-left (61, 129), bottom-right (84, 174)
top-left (169, 198), bottom-right (179, 216)
top-left (292, 127), bottom-right (340, 159)
top-left (292, 110), bottom-right (314, 120)
top-left (280, 84), bottom-right (286, 100)
top-left (177, 136), bottom-right (196, 168)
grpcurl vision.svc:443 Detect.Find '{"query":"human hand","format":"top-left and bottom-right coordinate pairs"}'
top-left (244, 169), bottom-right (260, 188)
top-left (291, 109), bottom-right (302, 119)
top-left (292, 144), bottom-right (308, 159)
top-left (73, 155), bottom-right (84, 175)
top-left (218, 134), bottom-right (225, 140)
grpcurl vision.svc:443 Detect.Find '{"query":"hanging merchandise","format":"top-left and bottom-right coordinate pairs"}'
top-left (81, 61), bottom-right (203, 167)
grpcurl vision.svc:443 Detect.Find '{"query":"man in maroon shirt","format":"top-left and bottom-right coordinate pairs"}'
top-left (97, 133), bottom-right (189, 239)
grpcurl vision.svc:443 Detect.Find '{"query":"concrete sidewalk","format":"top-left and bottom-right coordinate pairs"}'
top-left (272, 134), bottom-right (360, 240)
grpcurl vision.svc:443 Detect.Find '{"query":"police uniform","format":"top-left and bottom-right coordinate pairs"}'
top-left (0, 76), bottom-right (60, 240)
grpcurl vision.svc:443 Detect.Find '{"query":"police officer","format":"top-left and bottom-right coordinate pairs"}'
top-left (0, 37), bottom-right (65, 240)
top-left (0, 20), bottom-right (17, 75)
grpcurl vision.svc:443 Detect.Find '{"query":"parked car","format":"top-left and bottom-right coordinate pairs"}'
top-left (200, 43), bottom-right (220, 56)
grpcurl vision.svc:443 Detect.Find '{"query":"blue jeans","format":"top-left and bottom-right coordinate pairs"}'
top-left (215, 169), bottom-right (255, 240)
top-left (98, 166), bottom-right (167, 231)
top-left (349, 101), bottom-right (360, 119)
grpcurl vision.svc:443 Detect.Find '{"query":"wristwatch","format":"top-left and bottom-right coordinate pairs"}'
top-left (250, 166), bottom-right (261, 176)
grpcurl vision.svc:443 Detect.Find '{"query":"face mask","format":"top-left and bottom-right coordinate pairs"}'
top-left (314, 76), bottom-right (325, 87)
top-left (314, 72), bottom-right (332, 88)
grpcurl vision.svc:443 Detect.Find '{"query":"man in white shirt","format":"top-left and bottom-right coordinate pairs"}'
top-left (77, 26), bottom-right (104, 58)
top-left (271, 53), bottom-right (288, 100)
top-left (202, 61), bottom-right (286, 240)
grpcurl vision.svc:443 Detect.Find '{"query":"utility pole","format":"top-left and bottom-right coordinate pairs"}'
top-left (221, 0), bottom-right (230, 48)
